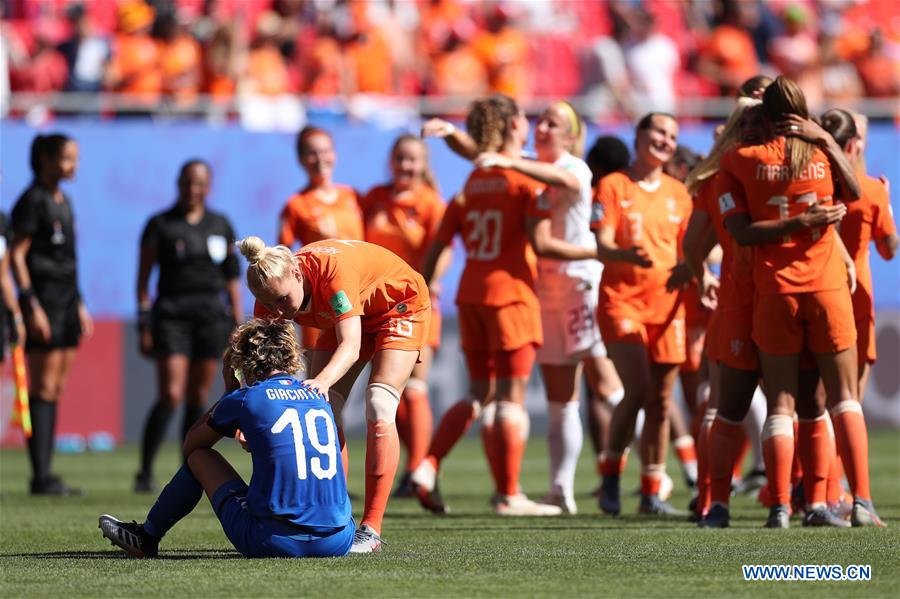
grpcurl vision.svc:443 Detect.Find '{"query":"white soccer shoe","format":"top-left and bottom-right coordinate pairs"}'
top-left (659, 472), bottom-right (674, 501)
top-left (541, 492), bottom-right (577, 515)
top-left (494, 494), bottom-right (563, 517)
top-left (410, 460), bottom-right (448, 514)
top-left (349, 524), bottom-right (384, 554)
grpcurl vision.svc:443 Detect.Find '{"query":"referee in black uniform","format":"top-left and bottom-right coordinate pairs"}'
top-left (10, 133), bottom-right (92, 495)
top-left (135, 159), bottom-right (242, 492)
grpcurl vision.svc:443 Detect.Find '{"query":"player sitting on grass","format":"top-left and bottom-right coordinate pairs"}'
top-left (99, 318), bottom-right (354, 558)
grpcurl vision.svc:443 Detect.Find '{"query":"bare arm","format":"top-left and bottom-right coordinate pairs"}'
top-left (0, 244), bottom-right (24, 344)
top-left (594, 225), bottom-right (652, 267)
top-left (681, 210), bottom-right (713, 281)
top-left (136, 245), bottom-right (155, 312)
top-left (10, 234), bottom-right (50, 343)
top-left (422, 239), bottom-right (450, 286)
top-left (475, 153), bottom-right (580, 191)
top-left (304, 316), bottom-right (361, 395)
top-left (182, 411), bottom-right (224, 456)
top-left (426, 245), bottom-right (453, 297)
top-left (225, 278), bottom-right (243, 324)
top-left (528, 217), bottom-right (598, 261)
top-left (834, 233), bottom-right (857, 294)
top-left (875, 233), bottom-right (898, 261)
top-left (778, 114), bottom-right (860, 200)
top-left (724, 203), bottom-right (847, 247)
top-left (421, 118), bottom-right (479, 160)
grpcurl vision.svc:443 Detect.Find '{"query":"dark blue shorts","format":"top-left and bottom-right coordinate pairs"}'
top-left (211, 479), bottom-right (353, 558)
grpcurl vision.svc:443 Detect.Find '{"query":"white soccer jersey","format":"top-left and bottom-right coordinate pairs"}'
top-left (535, 152), bottom-right (603, 284)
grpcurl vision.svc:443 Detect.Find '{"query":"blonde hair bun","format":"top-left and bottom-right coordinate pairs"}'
top-left (239, 236), bottom-right (266, 264)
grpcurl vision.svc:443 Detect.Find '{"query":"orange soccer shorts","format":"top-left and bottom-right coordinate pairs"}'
top-left (856, 317), bottom-right (875, 365)
top-left (753, 288), bottom-right (856, 356)
top-left (427, 297), bottom-right (443, 349)
top-left (314, 300), bottom-right (432, 361)
top-left (714, 304), bottom-right (759, 372)
top-left (597, 302), bottom-right (686, 365)
top-left (464, 344), bottom-right (537, 380)
top-left (457, 301), bottom-right (543, 355)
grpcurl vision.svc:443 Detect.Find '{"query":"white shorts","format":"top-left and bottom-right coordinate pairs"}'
top-left (536, 276), bottom-right (605, 365)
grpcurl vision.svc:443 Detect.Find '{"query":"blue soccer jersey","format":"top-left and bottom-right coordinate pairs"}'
top-left (208, 374), bottom-right (351, 530)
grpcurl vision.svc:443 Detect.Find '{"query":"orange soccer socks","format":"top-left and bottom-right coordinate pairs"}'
top-left (422, 398), bottom-right (479, 472)
top-left (830, 401), bottom-right (872, 501)
top-left (398, 380), bottom-right (433, 474)
top-left (708, 416), bottom-right (744, 505)
top-left (362, 420), bottom-right (400, 533)
top-left (493, 402), bottom-right (528, 497)
top-left (797, 416), bottom-right (831, 509)
top-left (761, 415), bottom-right (795, 507)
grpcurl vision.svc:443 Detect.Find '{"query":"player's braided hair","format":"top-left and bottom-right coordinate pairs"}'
top-left (762, 76), bottom-right (816, 180)
top-left (239, 236), bottom-right (296, 290)
top-left (466, 94), bottom-right (519, 153)
top-left (228, 319), bottom-right (303, 385)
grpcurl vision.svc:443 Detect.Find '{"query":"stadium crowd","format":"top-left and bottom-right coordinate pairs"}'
top-left (2, 0), bottom-right (898, 118)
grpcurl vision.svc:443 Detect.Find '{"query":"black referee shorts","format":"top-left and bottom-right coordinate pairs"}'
top-left (26, 282), bottom-right (81, 352)
top-left (152, 294), bottom-right (234, 359)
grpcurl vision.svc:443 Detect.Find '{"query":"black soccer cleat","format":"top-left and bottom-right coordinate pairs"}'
top-left (99, 514), bottom-right (159, 558)
top-left (30, 475), bottom-right (84, 496)
top-left (764, 504), bottom-right (790, 529)
top-left (699, 503), bottom-right (730, 528)
top-left (598, 475), bottom-right (621, 516)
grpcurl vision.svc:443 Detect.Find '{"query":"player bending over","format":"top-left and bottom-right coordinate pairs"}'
top-left (99, 318), bottom-right (354, 558)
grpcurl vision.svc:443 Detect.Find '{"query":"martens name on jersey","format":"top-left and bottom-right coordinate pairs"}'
top-left (755, 162), bottom-right (827, 182)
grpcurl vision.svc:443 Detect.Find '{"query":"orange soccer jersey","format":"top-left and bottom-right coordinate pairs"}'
top-left (839, 174), bottom-right (897, 363)
top-left (717, 138), bottom-right (846, 296)
top-left (591, 171), bottom-right (692, 363)
top-left (717, 137), bottom-right (854, 355)
top-left (278, 185), bottom-right (364, 247)
top-left (362, 184), bottom-right (446, 269)
top-left (254, 240), bottom-right (430, 357)
top-left (436, 167), bottom-right (546, 307)
top-left (362, 183), bottom-right (446, 348)
top-left (434, 166), bottom-right (546, 353)
top-left (591, 171), bottom-right (692, 323)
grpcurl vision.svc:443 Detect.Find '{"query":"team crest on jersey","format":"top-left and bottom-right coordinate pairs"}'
top-left (718, 192), bottom-right (736, 214)
top-left (730, 338), bottom-right (743, 357)
top-left (207, 235), bottom-right (228, 264)
top-left (330, 290), bottom-right (352, 316)
top-left (591, 202), bottom-right (604, 224)
top-left (318, 311), bottom-right (332, 320)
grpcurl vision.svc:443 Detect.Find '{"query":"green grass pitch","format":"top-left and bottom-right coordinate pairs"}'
top-left (1, 430), bottom-right (898, 598)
